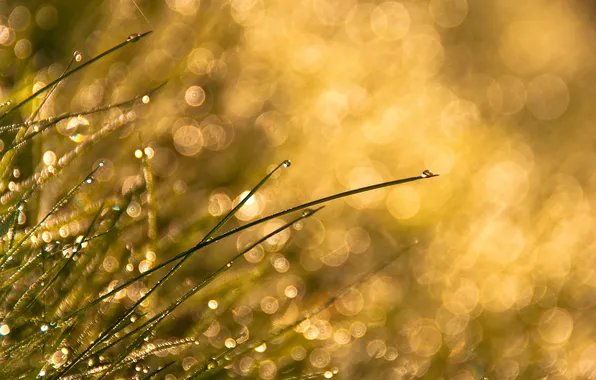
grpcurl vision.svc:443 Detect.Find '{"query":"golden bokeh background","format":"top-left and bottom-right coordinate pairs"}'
top-left (2, 0), bottom-right (596, 378)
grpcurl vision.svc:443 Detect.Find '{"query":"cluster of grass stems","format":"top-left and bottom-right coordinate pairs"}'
top-left (0, 32), bottom-right (437, 379)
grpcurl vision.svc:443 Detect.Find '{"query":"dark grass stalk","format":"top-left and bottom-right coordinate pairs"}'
top-left (0, 163), bottom-right (103, 270)
top-left (7, 205), bottom-right (105, 320)
top-left (92, 207), bottom-right (324, 378)
top-left (0, 31), bottom-right (152, 123)
top-left (49, 160), bottom-right (291, 379)
top-left (56, 171), bottom-right (437, 322)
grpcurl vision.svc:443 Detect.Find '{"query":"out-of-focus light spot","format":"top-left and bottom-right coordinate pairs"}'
top-left (103, 256), bottom-right (118, 273)
top-left (138, 260), bottom-right (152, 273)
top-left (126, 201), bottom-right (142, 218)
top-left (255, 111), bottom-right (289, 146)
top-left (333, 328), bottom-right (351, 345)
top-left (184, 85), bottom-right (206, 107)
top-left (344, 227), bottom-right (370, 254)
top-left (526, 74), bottom-right (569, 120)
top-left (291, 346), bottom-right (306, 361)
top-left (173, 125), bottom-right (204, 156)
top-left (187, 48), bottom-right (214, 75)
top-left (64, 116), bottom-right (90, 143)
top-left (36, 5), bottom-right (58, 30)
top-left (284, 285), bottom-right (298, 298)
top-left (310, 348), bottom-right (331, 368)
top-left (231, 0), bottom-right (265, 26)
top-left (350, 321), bottom-right (367, 338)
top-left (258, 359), bottom-right (277, 379)
top-left (233, 191), bottom-right (263, 221)
top-left (487, 75), bottom-right (526, 115)
top-left (255, 343), bottom-right (267, 353)
top-left (0, 26), bottom-right (16, 46)
top-left (0, 324), bottom-right (10, 335)
top-left (313, 0), bottom-right (355, 26)
top-left (225, 338), bottom-right (237, 348)
top-left (208, 300), bottom-right (219, 310)
top-left (260, 296), bottom-right (279, 314)
top-left (387, 185), bottom-right (420, 220)
top-left (335, 288), bottom-right (364, 316)
top-left (315, 90), bottom-right (348, 125)
top-left (134, 149), bottom-right (143, 159)
top-left (43, 150), bottom-right (56, 166)
top-left (166, 0), bottom-right (200, 15)
top-left (182, 356), bottom-right (198, 371)
top-left (14, 39), bottom-right (32, 59)
top-left (429, 0), bottom-right (468, 28)
top-left (367, 339), bottom-right (387, 358)
top-left (9, 6), bottom-right (31, 31)
top-left (371, 2), bottom-right (410, 41)
top-left (408, 324), bottom-right (442, 357)
top-left (538, 307), bottom-right (573, 344)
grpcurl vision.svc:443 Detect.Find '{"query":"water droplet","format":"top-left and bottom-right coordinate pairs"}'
top-left (207, 358), bottom-right (218, 370)
top-left (98, 161), bottom-right (105, 167)
top-left (302, 209), bottom-right (314, 217)
top-left (66, 115), bottom-right (90, 143)
top-left (86, 178), bottom-right (93, 184)
top-left (127, 33), bottom-right (140, 42)
top-left (38, 370), bottom-right (46, 377)
top-left (282, 160), bottom-right (291, 168)
top-left (226, 262), bottom-right (232, 268)
top-left (40, 324), bottom-right (49, 332)
top-left (73, 51), bottom-right (82, 62)
top-left (0, 324), bottom-right (10, 335)
top-left (142, 95), bottom-right (150, 104)
top-left (421, 169), bottom-right (435, 178)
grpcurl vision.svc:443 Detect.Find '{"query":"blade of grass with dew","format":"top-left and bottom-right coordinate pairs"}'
top-left (48, 160), bottom-right (291, 379)
top-left (9, 204), bottom-right (105, 320)
top-left (92, 207), bottom-right (324, 378)
top-left (0, 163), bottom-right (103, 271)
top-left (55, 170), bottom-right (437, 323)
top-left (0, 31), bottom-right (152, 123)
top-left (0, 32), bottom-right (153, 199)
top-left (0, 82), bottom-right (168, 154)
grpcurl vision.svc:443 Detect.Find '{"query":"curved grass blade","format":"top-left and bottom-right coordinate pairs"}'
top-left (0, 163), bottom-right (104, 271)
top-left (91, 207), bottom-right (323, 378)
top-left (49, 160), bottom-right (290, 379)
top-left (8, 205), bottom-right (105, 319)
top-left (0, 31), bottom-right (152, 123)
top-left (56, 171), bottom-right (436, 322)
top-left (2, 82), bottom-right (168, 153)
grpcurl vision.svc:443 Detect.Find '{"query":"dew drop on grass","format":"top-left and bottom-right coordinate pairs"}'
top-left (226, 262), bottom-right (232, 267)
top-left (207, 358), bottom-right (218, 369)
top-left (38, 370), bottom-right (46, 377)
top-left (86, 178), bottom-right (93, 184)
top-left (73, 50), bottom-right (82, 62)
top-left (0, 323), bottom-right (10, 335)
top-left (282, 159), bottom-right (291, 168)
top-left (127, 33), bottom-right (140, 42)
top-left (142, 95), bottom-right (150, 104)
top-left (40, 324), bottom-right (49, 332)
top-left (421, 169), bottom-right (435, 178)
top-left (302, 209), bottom-right (314, 217)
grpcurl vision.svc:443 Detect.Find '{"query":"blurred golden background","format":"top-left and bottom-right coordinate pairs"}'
top-left (2, 0), bottom-right (596, 378)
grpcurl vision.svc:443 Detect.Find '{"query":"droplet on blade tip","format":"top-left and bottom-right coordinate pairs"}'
top-left (127, 33), bottom-right (140, 42)
top-left (282, 160), bottom-right (291, 168)
top-left (73, 51), bottom-right (82, 62)
top-left (421, 169), bottom-right (435, 178)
